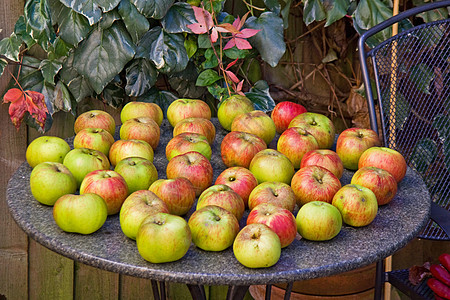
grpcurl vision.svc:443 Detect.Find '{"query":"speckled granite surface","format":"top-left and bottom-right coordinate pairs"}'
top-left (6, 118), bottom-right (430, 285)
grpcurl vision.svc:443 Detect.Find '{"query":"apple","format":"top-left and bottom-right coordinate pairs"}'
top-left (173, 117), bottom-right (216, 145)
top-left (332, 184), bottom-right (378, 227)
top-left (215, 167), bottom-right (258, 208)
top-left (149, 177), bottom-right (197, 216)
top-left (30, 162), bottom-right (77, 206)
top-left (80, 170), bottom-right (129, 215)
top-left (358, 146), bottom-right (407, 183)
top-left (119, 190), bottom-right (169, 240)
top-left (73, 128), bottom-right (115, 156)
top-left (165, 132), bottom-right (212, 161)
top-left (301, 149), bottom-right (344, 179)
top-left (271, 101), bottom-right (307, 134)
top-left (247, 203), bottom-right (297, 248)
top-left (220, 131), bottom-right (267, 168)
top-left (167, 98), bottom-right (211, 127)
top-left (121, 101), bottom-right (163, 126)
top-left (276, 127), bottom-right (319, 169)
top-left (233, 223), bottom-right (281, 268)
top-left (114, 157), bottom-right (158, 194)
top-left (197, 184), bottom-right (245, 221)
top-left (336, 128), bottom-right (381, 170)
top-left (188, 205), bottom-right (240, 251)
top-left (26, 136), bottom-right (71, 168)
top-left (290, 165), bottom-right (341, 206)
top-left (166, 151), bottom-right (213, 196)
top-left (247, 181), bottom-right (297, 212)
top-left (119, 117), bottom-right (161, 150)
top-left (288, 112), bottom-right (335, 149)
top-left (217, 94), bottom-right (254, 131)
top-left (231, 110), bottom-right (276, 146)
top-left (53, 193), bottom-right (108, 234)
top-left (296, 201), bottom-right (342, 241)
top-left (63, 148), bottom-right (110, 187)
top-left (74, 110), bottom-right (116, 136)
top-left (249, 149), bottom-right (295, 185)
top-left (351, 166), bottom-right (397, 206)
top-left (136, 213), bottom-right (192, 263)
top-left (109, 139), bottom-right (154, 166)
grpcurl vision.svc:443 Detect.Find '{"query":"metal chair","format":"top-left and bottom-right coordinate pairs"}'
top-left (358, 1), bottom-right (450, 299)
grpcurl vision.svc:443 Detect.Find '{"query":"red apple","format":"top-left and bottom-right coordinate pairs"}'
top-left (300, 149), bottom-right (344, 179)
top-left (173, 117), bottom-right (216, 145)
top-left (249, 149), bottom-right (295, 185)
top-left (63, 148), bottom-right (110, 187)
top-left (247, 181), bottom-right (297, 212)
top-left (73, 128), bottom-right (115, 156)
top-left (217, 94), bottom-right (254, 131)
top-left (109, 139), bottom-right (154, 166)
top-left (291, 165), bottom-right (341, 206)
top-left (296, 201), bottom-right (342, 241)
top-left (120, 101), bottom-right (163, 125)
top-left (167, 98), bottom-right (211, 127)
top-left (247, 203), bottom-right (297, 248)
top-left (358, 146), bottom-right (407, 183)
top-left (220, 131), bottom-right (267, 168)
top-left (288, 112), bottom-right (335, 149)
top-left (215, 167), bottom-right (258, 208)
top-left (166, 151), bottom-right (213, 197)
top-left (165, 132), bottom-right (212, 161)
top-left (119, 117), bottom-right (160, 150)
top-left (114, 157), bottom-right (158, 194)
top-left (74, 110), bottom-right (116, 136)
top-left (351, 166), bottom-right (397, 205)
top-left (80, 169), bottom-right (129, 215)
top-left (231, 110), bottom-right (277, 145)
top-left (196, 184), bottom-right (245, 221)
top-left (336, 128), bottom-right (381, 170)
top-left (276, 127), bottom-right (319, 169)
top-left (271, 101), bottom-right (307, 134)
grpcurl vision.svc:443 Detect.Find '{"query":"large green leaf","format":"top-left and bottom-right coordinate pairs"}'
top-left (303, 0), bottom-right (327, 25)
top-left (51, 0), bottom-right (90, 46)
top-left (0, 33), bottom-right (22, 61)
top-left (40, 59), bottom-right (63, 85)
top-left (410, 63), bottom-right (435, 95)
top-left (161, 2), bottom-right (196, 34)
top-left (60, 0), bottom-right (121, 25)
top-left (196, 69), bottom-right (222, 86)
top-left (203, 0), bottom-right (225, 14)
top-left (353, 0), bottom-right (392, 46)
top-left (246, 12), bottom-right (286, 68)
top-left (18, 56), bottom-right (44, 92)
top-left (136, 26), bottom-right (188, 74)
top-left (264, 0), bottom-right (281, 15)
top-left (48, 37), bottom-right (73, 60)
top-left (99, 9), bottom-right (121, 29)
top-left (324, 0), bottom-right (351, 27)
top-left (24, 0), bottom-right (56, 50)
top-left (168, 63), bottom-right (206, 99)
top-left (73, 23), bottom-right (136, 94)
top-left (130, 0), bottom-right (174, 19)
top-left (125, 58), bottom-right (158, 97)
top-left (14, 15), bottom-right (36, 48)
top-left (245, 80), bottom-right (276, 112)
top-left (136, 87), bottom-right (178, 116)
top-left (118, 0), bottom-right (149, 44)
top-left (409, 138), bottom-right (437, 174)
top-left (60, 52), bottom-right (94, 102)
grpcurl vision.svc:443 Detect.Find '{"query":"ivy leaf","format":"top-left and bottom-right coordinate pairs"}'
top-left (353, 0), bottom-right (392, 46)
top-left (0, 33), bottom-right (22, 61)
top-left (14, 15), bottom-right (36, 48)
top-left (245, 80), bottom-right (276, 112)
top-left (60, 52), bottom-right (94, 103)
top-left (136, 87), bottom-right (178, 116)
top-left (224, 47), bottom-right (252, 60)
top-left (263, 0), bottom-right (281, 15)
top-left (40, 59), bottom-right (63, 85)
top-left (48, 37), bottom-right (73, 60)
top-left (99, 9), bottom-right (122, 29)
top-left (409, 138), bottom-right (437, 174)
top-left (51, 0), bottom-right (91, 46)
top-left (101, 78), bottom-right (125, 108)
top-left (25, 0), bottom-right (55, 42)
top-left (202, 48), bottom-right (219, 69)
top-left (381, 92), bottom-right (410, 130)
top-left (41, 81), bottom-right (74, 115)
top-left (203, 0), bottom-right (225, 14)
top-left (196, 69), bottom-right (222, 86)
top-left (198, 34), bottom-right (213, 48)
top-left (161, 2), bottom-right (196, 34)
top-left (118, 0), bottom-right (149, 44)
top-left (303, 0), bottom-right (327, 25)
top-left (410, 63), bottom-right (435, 95)
top-left (324, 0), bottom-right (351, 27)
top-left (168, 62), bottom-right (206, 98)
top-left (281, 0), bottom-right (292, 29)
top-left (0, 59), bottom-right (7, 77)
top-left (246, 12), bottom-right (286, 67)
top-left (417, 7), bottom-right (449, 23)
top-left (18, 56), bottom-right (44, 92)
top-left (59, 0), bottom-right (121, 25)
top-left (125, 58), bottom-right (158, 97)
top-left (130, 0), bottom-right (174, 19)
top-left (73, 22), bottom-right (136, 94)
top-left (184, 35), bottom-right (198, 58)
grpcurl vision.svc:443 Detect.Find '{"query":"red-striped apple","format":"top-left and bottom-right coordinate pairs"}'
top-left (196, 184), bottom-right (245, 221)
top-left (167, 98), bottom-right (211, 127)
top-left (351, 166), bottom-right (397, 205)
top-left (173, 117), bottom-right (216, 145)
top-left (73, 128), bottom-right (115, 156)
top-left (215, 167), bottom-right (258, 208)
top-left (220, 131), bottom-right (267, 168)
top-left (74, 110), bottom-right (116, 136)
top-left (300, 149), bottom-right (344, 179)
top-left (248, 181), bottom-right (296, 212)
top-left (109, 139), bottom-right (154, 166)
top-left (288, 112), bottom-right (335, 149)
top-left (277, 127), bottom-right (319, 169)
top-left (231, 110), bottom-right (276, 146)
top-left (271, 101), bottom-right (307, 134)
top-left (165, 132), bottom-right (212, 161)
top-left (120, 101), bottom-right (163, 125)
top-left (358, 147), bottom-right (407, 183)
top-left (120, 117), bottom-right (160, 150)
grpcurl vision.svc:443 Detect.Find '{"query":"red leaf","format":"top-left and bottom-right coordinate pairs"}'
top-left (225, 70), bottom-right (239, 83)
top-left (238, 28), bottom-right (260, 39)
top-left (223, 39), bottom-right (236, 50)
top-left (217, 23), bottom-right (239, 34)
top-left (225, 58), bottom-right (239, 70)
top-left (235, 38), bottom-right (252, 50)
top-left (189, 6), bottom-right (213, 33)
top-left (3, 88), bottom-right (25, 104)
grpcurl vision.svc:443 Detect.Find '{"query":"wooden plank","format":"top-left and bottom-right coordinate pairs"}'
top-left (74, 263), bottom-right (119, 300)
top-left (0, 248), bottom-right (27, 300)
top-left (120, 275), bottom-right (155, 300)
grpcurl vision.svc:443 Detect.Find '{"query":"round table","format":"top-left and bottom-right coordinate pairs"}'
top-left (6, 119), bottom-right (431, 298)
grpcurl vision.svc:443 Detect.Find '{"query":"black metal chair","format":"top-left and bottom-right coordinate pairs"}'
top-left (358, 1), bottom-right (450, 299)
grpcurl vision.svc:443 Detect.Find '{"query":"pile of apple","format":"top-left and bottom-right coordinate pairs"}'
top-left (25, 95), bottom-right (407, 269)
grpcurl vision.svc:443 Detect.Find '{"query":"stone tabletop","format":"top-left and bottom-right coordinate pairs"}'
top-left (6, 118), bottom-right (431, 286)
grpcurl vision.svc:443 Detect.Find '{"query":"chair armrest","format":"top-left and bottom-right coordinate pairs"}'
top-left (430, 202), bottom-right (450, 238)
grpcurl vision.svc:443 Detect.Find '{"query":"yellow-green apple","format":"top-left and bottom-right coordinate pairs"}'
top-left (63, 148), bottom-right (110, 187)
top-left (167, 98), bottom-right (211, 127)
top-left (74, 110), bottom-right (116, 136)
top-left (271, 101), bottom-right (307, 134)
top-left (288, 112), bottom-right (335, 149)
top-left (120, 117), bottom-right (160, 150)
top-left (231, 110), bottom-right (276, 145)
top-left (188, 205), bottom-right (240, 251)
top-left (166, 151), bottom-right (213, 196)
top-left (165, 132), bottom-right (212, 161)
top-left (296, 201), bottom-right (342, 241)
top-left (300, 149), bottom-right (344, 179)
top-left (114, 157), bottom-right (158, 194)
top-left (332, 184), bottom-right (378, 227)
top-left (196, 184), bottom-right (245, 221)
top-left (173, 117), bottom-right (216, 145)
top-left (120, 101), bottom-right (163, 125)
top-left (246, 203), bottom-right (297, 248)
top-left (30, 162), bottom-right (77, 206)
top-left (26, 136), bottom-right (71, 168)
top-left (80, 170), bottom-right (129, 215)
top-left (351, 166), bottom-right (397, 205)
top-left (53, 193), bottom-right (108, 234)
top-left (220, 131), bottom-right (266, 168)
top-left (215, 167), bottom-right (258, 208)
top-left (149, 177), bottom-right (196, 216)
top-left (249, 149), bottom-right (295, 184)
top-left (358, 147), bottom-right (407, 183)
top-left (336, 128), bottom-right (381, 170)
top-left (291, 165), bottom-right (341, 206)
top-left (119, 190), bottom-right (169, 240)
top-left (233, 223), bottom-right (281, 268)
top-left (109, 139), bottom-right (154, 166)
top-left (247, 181), bottom-right (296, 212)
top-left (73, 128), bottom-right (115, 156)
top-left (217, 94), bottom-right (254, 131)
top-left (276, 127), bottom-right (319, 169)
top-left (136, 213), bottom-right (192, 263)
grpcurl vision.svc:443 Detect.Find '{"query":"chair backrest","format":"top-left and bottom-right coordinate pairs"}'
top-left (359, 1), bottom-right (450, 240)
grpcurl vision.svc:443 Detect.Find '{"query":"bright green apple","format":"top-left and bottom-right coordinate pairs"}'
top-left (114, 157), bottom-right (158, 194)
top-left (296, 201), bottom-right (342, 241)
top-left (249, 149), bottom-right (295, 184)
top-left (217, 95), bottom-right (254, 131)
top-left (26, 136), bottom-right (71, 168)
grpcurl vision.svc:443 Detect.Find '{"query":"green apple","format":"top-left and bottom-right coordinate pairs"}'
top-left (120, 101), bottom-right (163, 126)
top-left (26, 136), bottom-right (71, 168)
top-left (166, 98), bottom-right (211, 127)
top-left (109, 139), bottom-right (154, 166)
top-left (249, 149), bottom-right (295, 184)
top-left (114, 157), bottom-right (158, 194)
top-left (197, 184), bottom-right (245, 221)
top-left (119, 117), bottom-right (161, 150)
top-left (296, 201), bottom-right (342, 241)
top-left (288, 112), bottom-right (335, 149)
top-left (165, 132), bottom-right (212, 161)
top-left (231, 110), bottom-right (276, 145)
top-left (63, 148), bottom-right (110, 187)
top-left (217, 95), bottom-right (254, 131)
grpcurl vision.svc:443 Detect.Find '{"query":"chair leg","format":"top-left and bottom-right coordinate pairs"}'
top-left (375, 259), bottom-right (386, 300)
